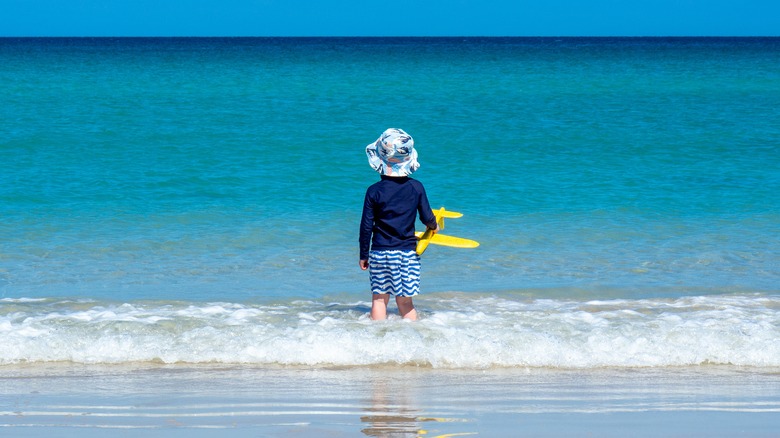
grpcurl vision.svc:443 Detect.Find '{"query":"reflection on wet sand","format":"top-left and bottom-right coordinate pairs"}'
top-left (361, 413), bottom-right (476, 437)
top-left (360, 373), bottom-right (475, 437)
top-left (361, 412), bottom-right (421, 437)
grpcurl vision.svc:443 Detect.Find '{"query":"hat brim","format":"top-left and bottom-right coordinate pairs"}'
top-left (366, 142), bottom-right (419, 177)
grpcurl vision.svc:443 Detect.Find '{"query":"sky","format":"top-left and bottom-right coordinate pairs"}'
top-left (1, 0), bottom-right (778, 37)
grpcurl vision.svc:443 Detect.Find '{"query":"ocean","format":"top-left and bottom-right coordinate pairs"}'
top-left (2, 36), bottom-right (779, 366)
top-left (1, 37), bottom-right (779, 435)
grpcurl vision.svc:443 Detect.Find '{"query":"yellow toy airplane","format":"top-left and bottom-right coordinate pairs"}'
top-left (416, 207), bottom-right (480, 255)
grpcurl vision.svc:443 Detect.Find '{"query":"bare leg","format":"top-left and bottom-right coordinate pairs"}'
top-left (371, 294), bottom-right (390, 320)
top-left (396, 296), bottom-right (417, 321)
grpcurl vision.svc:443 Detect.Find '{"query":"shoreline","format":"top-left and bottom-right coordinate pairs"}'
top-left (2, 364), bottom-right (779, 437)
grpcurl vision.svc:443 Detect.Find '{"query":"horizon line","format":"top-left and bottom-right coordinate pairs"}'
top-left (2, 35), bottom-right (778, 38)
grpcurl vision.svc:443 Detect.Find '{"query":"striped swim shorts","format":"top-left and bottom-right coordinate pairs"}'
top-left (368, 250), bottom-right (421, 297)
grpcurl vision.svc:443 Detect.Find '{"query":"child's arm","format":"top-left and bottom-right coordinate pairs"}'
top-left (359, 191), bottom-right (374, 269)
top-left (417, 185), bottom-right (438, 232)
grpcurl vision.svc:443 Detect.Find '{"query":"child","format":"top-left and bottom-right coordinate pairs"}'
top-left (359, 128), bottom-right (438, 320)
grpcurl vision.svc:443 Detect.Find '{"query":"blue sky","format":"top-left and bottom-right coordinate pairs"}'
top-left (2, 0), bottom-right (778, 37)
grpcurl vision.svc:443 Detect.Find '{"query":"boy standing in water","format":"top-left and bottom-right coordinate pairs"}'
top-left (359, 128), bottom-right (438, 320)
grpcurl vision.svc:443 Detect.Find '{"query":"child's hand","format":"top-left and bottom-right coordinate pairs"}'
top-left (359, 259), bottom-right (369, 270)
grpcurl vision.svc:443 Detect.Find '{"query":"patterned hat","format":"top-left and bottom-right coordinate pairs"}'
top-left (365, 128), bottom-right (420, 177)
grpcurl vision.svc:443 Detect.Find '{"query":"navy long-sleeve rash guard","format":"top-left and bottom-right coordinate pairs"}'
top-left (359, 176), bottom-right (437, 260)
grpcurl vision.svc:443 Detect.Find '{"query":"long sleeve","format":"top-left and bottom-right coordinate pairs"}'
top-left (359, 191), bottom-right (374, 260)
top-left (417, 184), bottom-right (437, 230)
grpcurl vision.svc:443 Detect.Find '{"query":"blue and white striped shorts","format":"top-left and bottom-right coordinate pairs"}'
top-left (368, 250), bottom-right (421, 297)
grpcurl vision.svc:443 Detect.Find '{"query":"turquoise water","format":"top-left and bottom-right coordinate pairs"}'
top-left (1, 38), bottom-right (779, 367)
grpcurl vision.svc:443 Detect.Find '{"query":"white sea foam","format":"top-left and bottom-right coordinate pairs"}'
top-left (0, 297), bottom-right (47, 303)
top-left (1, 294), bottom-right (778, 368)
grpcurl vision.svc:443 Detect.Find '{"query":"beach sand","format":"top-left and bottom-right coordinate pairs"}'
top-left (2, 364), bottom-right (779, 437)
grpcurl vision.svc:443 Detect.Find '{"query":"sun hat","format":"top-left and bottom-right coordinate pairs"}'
top-left (365, 128), bottom-right (420, 177)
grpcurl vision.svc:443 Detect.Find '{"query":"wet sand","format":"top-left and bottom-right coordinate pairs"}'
top-left (2, 364), bottom-right (779, 437)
